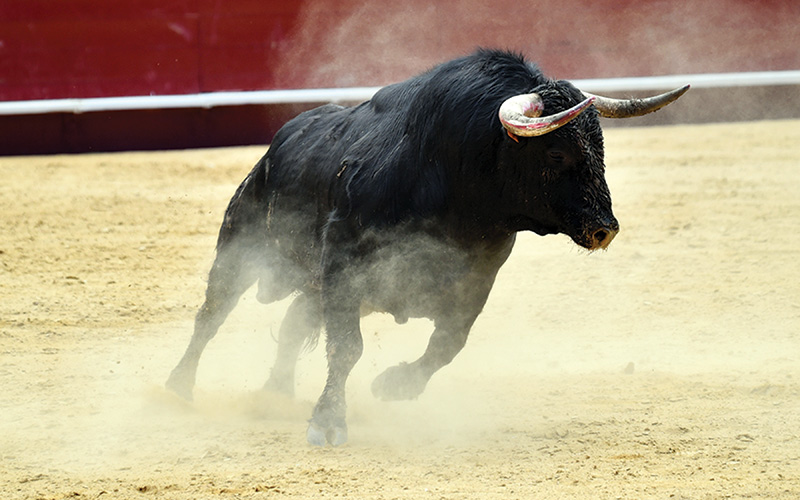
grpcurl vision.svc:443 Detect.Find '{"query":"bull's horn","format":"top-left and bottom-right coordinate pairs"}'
top-left (499, 94), bottom-right (595, 137)
top-left (582, 85), bottom-right (690, 119)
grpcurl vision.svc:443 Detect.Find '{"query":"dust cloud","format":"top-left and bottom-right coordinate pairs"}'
top-left (2, 120), bottom-right (800, 498)
top-left (273, 0), bottom-right (799, 89)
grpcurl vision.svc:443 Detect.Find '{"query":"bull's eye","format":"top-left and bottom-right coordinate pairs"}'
top-left (547, 150), bottom-right (566, 163)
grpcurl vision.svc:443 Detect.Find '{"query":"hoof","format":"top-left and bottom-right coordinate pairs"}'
top-left (306, 420), bottom-right (348, 447)
top-left (165, 369), bottom-right (195, 402)
top-left (371, 363), bottom-right (428, 401)
top-left (306, 407), bottom-right (348, 446)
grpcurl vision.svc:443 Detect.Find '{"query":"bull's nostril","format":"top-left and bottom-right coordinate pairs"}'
top-left (591, 227), bottom-right (618, 249)
top-left (594, 229), bottom-right (608, 243)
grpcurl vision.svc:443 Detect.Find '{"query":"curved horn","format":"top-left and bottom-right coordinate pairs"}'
top-left (499, 94), bottom-right (595, 137)
top-left (583, 85), bottom-right (690, 119)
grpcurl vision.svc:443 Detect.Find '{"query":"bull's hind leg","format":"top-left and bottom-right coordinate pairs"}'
top-left (263, 292), bottom-right (322, 396)
top-left (166, 243), bottom-right (263, 400)
top-left (167, 158), bottom-right (284, 400)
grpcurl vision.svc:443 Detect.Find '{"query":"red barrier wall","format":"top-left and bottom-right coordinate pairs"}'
top-left (2, 0), bottom-right (799, 154)
top-left (1, 0), bottom-right (302, 100)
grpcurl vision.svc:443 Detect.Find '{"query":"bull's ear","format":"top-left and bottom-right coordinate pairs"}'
top-left (506, 130), bottom-right (520, 143)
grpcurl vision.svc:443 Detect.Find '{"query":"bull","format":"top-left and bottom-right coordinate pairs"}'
top-left (166, 49), bottom-right (688, 446)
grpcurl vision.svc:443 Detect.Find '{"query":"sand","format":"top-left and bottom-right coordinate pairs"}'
top-left (1, 119), bottom-right (799, 499)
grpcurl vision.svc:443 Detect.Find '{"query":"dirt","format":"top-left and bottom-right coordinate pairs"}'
top-left (1, 120), bottom-right (799, 499)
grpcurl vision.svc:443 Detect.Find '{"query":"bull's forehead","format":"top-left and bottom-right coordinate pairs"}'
top-left (578, 116), bottom-right (604, 155)
top-left (536, 80), bottom-right (605, 151)
top-left (558, 109), bottom-right (605, 162)
top-left (535, 79), bottom-right (585, 109)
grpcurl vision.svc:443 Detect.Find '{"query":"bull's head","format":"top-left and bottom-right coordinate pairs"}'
top-left (496, 83), bottom-right (688, 251)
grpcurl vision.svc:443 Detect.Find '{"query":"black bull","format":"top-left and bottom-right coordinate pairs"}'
top-left (166, 49), bottom-right (688, 445)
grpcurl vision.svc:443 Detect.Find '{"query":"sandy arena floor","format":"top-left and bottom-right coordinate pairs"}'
top-left (1, 120), bottom-right (799, 499)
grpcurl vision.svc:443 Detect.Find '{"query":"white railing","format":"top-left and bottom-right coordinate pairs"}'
top-left (1, 70), bottom-right (798, 116)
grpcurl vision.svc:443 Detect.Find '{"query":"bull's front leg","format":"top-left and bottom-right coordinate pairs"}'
top-left (371, 252), bottom-right (507, 402)
top-left (306, 222), bottom-right (364, 446)
top-left (370, 314), bottom-right (476, 401)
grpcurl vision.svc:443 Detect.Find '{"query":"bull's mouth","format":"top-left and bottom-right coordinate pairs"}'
top-left (507, 215), bottom-right (560, 236)
top-left (509, 216), bottom-right (619, 250)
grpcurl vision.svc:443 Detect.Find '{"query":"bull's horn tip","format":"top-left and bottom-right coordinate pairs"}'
top-left (674, 84), bottom-right (691, 96)
top-left (674, 84), bottom-right (691, 100)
